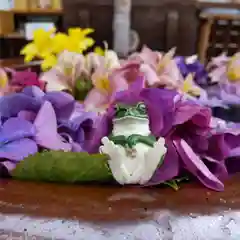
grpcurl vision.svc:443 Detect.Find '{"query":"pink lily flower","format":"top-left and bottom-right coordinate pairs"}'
top-left (128, 45), bottom-right (162, 68)
top-left (120, 46), bottom-right (183, 89)
top-left (84, 53), bottom-right (126, 112)
top-left (40, 51), bottom-right (88, 92)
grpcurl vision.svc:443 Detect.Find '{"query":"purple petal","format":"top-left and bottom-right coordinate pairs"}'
top-left (86, 114), bottom-right (112, 153)
top-left (229, 147), bottom-right (240, 158)
top-left (141, 88), bottom-right (177, 136)
top-left (0, 138), bottom-right (38, 161)
top-left (0, 117), bottom-right (36, 143)
top-left (207, 134), bottom-right (229, 162)
top-left (112, 76), bottom-right (145, 104)
top-left (43, 91), bottom-right (75, 120)
top-left (174, 101), bottom-right (211, 127)
top-left (34, 101), bottom-right (71, 151)
top-left (0, 93), bottom-right (41, 118)
top-left (22, 86), bottom-right (45, 100)
top-left (1, 161), bottom-right (17, 172)
top-left (71, 142), bottom-right (83, 152)
top-left (146, 139), bottom-right (180, 185)
top-left (174, 138), bottom-right (224, 191)
top-left (18, 110), bottom-right (36, 122)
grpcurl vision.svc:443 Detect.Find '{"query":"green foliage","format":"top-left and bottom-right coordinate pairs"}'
top-left (163, 176), bottom-right (189, 191)
top-left (12, 151), bottom-right (113, 183)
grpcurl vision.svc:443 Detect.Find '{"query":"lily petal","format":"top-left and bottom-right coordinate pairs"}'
top-left (40, 68), bottom-right (70, 91)
top-left (84, 88), bottom-right (109, 110)
top-left (139, 64), bottom-right (159, 86)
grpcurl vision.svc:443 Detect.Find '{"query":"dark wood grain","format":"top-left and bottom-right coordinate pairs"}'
top-left (0, 175), bottom-right (240, 223)
top-left (63, 0), bottom-right (198, 56)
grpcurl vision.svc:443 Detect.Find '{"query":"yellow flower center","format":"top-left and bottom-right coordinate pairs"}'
top-left (64, 67), bottom-right (73, 77)
top-left (182, 74), bottom-right (201, 96)
top-left (228, 56), bottom-right (240, 82)
top-left (95, 77), bottom-right (111, 92)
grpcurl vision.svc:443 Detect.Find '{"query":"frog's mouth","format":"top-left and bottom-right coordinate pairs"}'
top-left (113, 115), bottom-right (148, 123)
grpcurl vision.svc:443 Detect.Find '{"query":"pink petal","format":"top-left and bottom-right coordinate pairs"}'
top-left (84, 88), bottom-right (109, 110)
top-left (40, 69), bottom-right (70, 91)
top-left (139, 64), bottom-right (159, 86)
top-left (110, 62), bottom-right (140, 85)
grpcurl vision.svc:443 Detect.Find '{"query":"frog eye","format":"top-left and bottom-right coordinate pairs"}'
top-left (137, 103), bottom-right (147, 113)
top-left (115, 104), bottom-right (127, 117)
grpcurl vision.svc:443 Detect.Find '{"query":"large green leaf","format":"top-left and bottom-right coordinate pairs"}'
top-left (12, 151), bottom-right (114, 183)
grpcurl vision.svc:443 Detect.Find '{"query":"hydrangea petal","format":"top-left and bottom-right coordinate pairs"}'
top-left (0, 138), bottom-right (38, 161)
top-left (44, 91), bottom-right (75, 120)
top-left (22, 86), bottom-right (45, 99)
top-left (0, 117), bottom-right (36, 143)
top-left (34, 101), bottom-right (71, 151)
top-left (146, 140), bottom-right (180, 185)
top-left (174, 138), bottom-right (224, 191)
top-left (0, 93), bottom-right (41, 118)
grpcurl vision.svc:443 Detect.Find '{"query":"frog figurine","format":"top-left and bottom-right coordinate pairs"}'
top-left (100, 102), bottom-right (167, 185)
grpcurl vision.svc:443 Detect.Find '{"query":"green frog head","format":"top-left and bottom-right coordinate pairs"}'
top-left (113, 102), bottom-right (148, 121)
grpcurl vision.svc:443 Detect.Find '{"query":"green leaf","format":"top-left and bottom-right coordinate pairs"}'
top-left (162, 176), bottom-right (189, 191)
top-left (163, 180), bottom-right (179, 191)
top-left (12, 151), bottom-right (114, 183)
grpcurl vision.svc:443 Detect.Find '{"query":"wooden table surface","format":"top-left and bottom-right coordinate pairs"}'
top-left (0, 176), bottom-right (240, 239)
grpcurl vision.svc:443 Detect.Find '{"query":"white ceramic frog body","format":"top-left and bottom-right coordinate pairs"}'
top-left (100, 102), bottom-right (167, 185)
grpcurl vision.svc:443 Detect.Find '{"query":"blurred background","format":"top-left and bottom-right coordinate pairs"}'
top-left (0, 0), bottom-right (239, 62)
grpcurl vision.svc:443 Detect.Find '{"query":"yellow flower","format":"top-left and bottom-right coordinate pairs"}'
top-left (157, 47), bottom-right (176, 73)
top-left (182, 74), bottom-right (201, 96)
top-left (33, 28), bottom-right (55, 48)
top-left (67, 27), bottom-right (95, 53)
top-left (20, 27), bottom-right (96, 70)
top-left (68, 27), bottom-right (94, 39)
top-left (20, 43), bottom-right (38, 63)
top-left (40, 54), bottom-right (57, 71)
top-left (79, 38), bottom-right (95, 50)
top-left (94, 41), bottom-right (108, 56)
top-left (20, 27), bottom-right (56, 63)
top-left (0, 69), bottom-right (8, 88)
top-left (94, 46), bottom-right (105, 56)
top-left (227, 54), bottom-right (240, 82)
top-left (51, 33), bottom-right (69, 54)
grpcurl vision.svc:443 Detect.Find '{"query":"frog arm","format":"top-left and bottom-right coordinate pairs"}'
top-left (127, 134), bottom-right (156, 148)
top-left (140, 137), bottom-right (167, 184)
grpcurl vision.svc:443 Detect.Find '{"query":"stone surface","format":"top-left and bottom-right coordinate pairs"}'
top-left (1, 176), bottom-right (240, 239)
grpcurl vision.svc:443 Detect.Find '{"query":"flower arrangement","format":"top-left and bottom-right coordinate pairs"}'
top-left (0, 28), bottom-right (239, 192)
top-left (177, 53), bottom-right (240, 107)
top-left (177, 53), bottom-right (240, 122)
